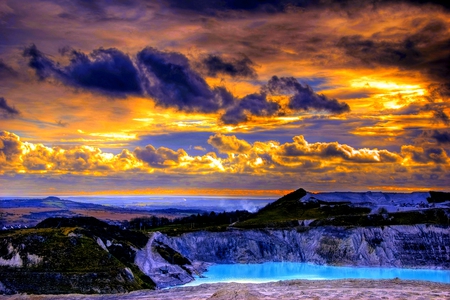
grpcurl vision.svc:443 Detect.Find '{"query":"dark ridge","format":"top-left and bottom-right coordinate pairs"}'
top-left (257, 188), bottom-right (307, 213)
top-left (36, 217), bottom-right (149, 248)
top-left (43, 196), bottom-right (61, 201)
top-left (36, 216), bottom-right (109, 229)
top-left (427, 191), bottom-right (450, 203)
top-left (148, 208), bottom-right (208, 214)
top-left (234, 188), bottom-right (379, 228)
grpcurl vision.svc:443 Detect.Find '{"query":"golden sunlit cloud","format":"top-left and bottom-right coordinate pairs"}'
top-left (1, 0), bottom-right (450, 195)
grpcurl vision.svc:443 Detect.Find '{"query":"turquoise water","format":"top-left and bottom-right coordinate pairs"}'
top-left (184, 262), bottom-right (450, 286)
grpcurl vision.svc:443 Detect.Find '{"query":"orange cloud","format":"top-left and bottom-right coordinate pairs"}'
top-left (208, 133), bottom-right (252, 154)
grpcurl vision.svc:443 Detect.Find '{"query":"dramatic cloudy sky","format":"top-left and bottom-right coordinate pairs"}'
top-left (1, 0), bottom-right (450, 196)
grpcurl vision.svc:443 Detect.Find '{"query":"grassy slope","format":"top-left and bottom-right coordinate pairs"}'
top-left (0, 217), bottom-right (155, 294)
top-left (234, 188), bottom-right (450, 229)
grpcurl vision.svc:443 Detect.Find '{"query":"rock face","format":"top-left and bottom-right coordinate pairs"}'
top-left (154, 225), bottom-right (450, 269)
top-left (135, 232), bottom-right (207, 288)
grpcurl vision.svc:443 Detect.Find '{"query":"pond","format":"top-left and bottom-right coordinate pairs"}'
top-left (184, 262), bottom-right (450, 286)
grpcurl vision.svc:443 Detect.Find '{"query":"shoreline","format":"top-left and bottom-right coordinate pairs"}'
top-left (1, 279), bottom-right (449, 300)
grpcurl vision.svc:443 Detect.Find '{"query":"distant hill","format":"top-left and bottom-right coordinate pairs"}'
top-left (234, 188), bottom-right (450, 229)
top-left (0, 197), bottom-right (105, 209)
top-left (0, 197), bottom-right (155, 228)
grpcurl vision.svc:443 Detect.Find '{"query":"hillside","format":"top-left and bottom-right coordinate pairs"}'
top-left (0, 197), bottom-right (157, 229)
top-left (0, 217), bottom-right (155, 294)
top-left (234, 188), bottom-right (450, 229)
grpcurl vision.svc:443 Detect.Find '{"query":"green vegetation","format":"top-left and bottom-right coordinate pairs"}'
top-left (232, 188), bottom-right (450, 229)
top-left (155, 244), bottom-right (191, 266)
top-left (0, 217), bottom-right (155, 294)
top-left (234, 188), bottom-right (371, 229)
top-left (312, 208), bottom-right (450, 227)
top-left (129, 210), bottom-right (252, 235)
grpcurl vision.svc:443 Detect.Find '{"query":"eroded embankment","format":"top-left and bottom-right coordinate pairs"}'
top-left (131, 224), bottom-right (450, 288)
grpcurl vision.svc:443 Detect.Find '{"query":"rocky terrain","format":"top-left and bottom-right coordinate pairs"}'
top-left (0, 217), bottom-right (155, 294)
top-left (134, 224), bottom-right (450, 288)
top-left (0, 188), bottom-right (449, 294)
top-left (158, 225), bottom-right (450, 267)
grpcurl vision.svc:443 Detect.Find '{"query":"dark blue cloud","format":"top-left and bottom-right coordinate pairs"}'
top-left (338, 21), bottom-right (450, 99)
top-left (137, 47), bottom-right (234, 112)
top-left (163, 0), bottom-right (312, 14)
top-left (202, 55), bottom-right (256, 78)
top-left (23, 44), bottom-right (61, 80)
top-left (0, 97), bottom-right (20, 118)
top-left (23, 44), bottom-right (142, 97)
top-left (431, 130), bottom-right (450, 144)
top-left (266, 76), bottom-right (350, 114)
top-left (220, 76), bottom-right (350, 124)
top-left (220, 76), bottom-right (349, 124)
top-left (221, 92), bottom-right (280, 124)
top-left (163, 0), bottom-right (450, 15)
top-left (22, 45), bottom-right (349, 123)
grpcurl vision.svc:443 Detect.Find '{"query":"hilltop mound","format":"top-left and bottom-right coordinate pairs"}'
top-left (234, 188), bottom-right (449, 229)
top-left (43, 196), bottom-right (61, 201)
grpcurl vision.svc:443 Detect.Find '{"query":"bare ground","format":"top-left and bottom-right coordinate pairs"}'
top-left (1, 279), bottom-right (449, 300)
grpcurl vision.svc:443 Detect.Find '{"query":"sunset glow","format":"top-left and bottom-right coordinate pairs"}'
top-left (1, 0), bottom-right (449, 196)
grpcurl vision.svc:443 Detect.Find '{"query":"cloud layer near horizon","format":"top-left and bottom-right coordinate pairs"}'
top-left (2, 130), bottom-right (449, 194)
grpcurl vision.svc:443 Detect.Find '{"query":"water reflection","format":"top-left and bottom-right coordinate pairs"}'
top-left (184, 262), bottom-right (450, 286)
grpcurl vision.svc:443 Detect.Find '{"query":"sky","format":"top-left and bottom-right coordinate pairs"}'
top-left (1, 0), bottom-right (450, 196)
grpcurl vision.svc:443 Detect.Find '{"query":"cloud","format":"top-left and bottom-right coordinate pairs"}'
top-left (23, 44), bottom-right (234, 111)
top-left (265, 76), bottom-right (350, 114)
top-left (0, 59), bottom-right (17, 78)
top-left (0, 130), bottom-right (227, 175)
top-left (201, 54), bottom-right (257, 78)
top-left (2, 131), bottom-right (450, 192)
top-left (51, 0), bottom-right (148, 22)
top-left (338, 20), bottom-right (450, 123)
top-left (22, 44), bottom-right (58, 81)
top-left (133, 145), bottom-right (186, 168)
top-left (163, 0), bottom-right (450, 15)
top-left (220, 92), bottom-right (280, 124)
top-left (401, 145), bottom-right (449, 164)
top-left (137, 47), bottom-right (235, 112)
top-left (0, 131), bottom-right (23, 169)
top-left (162, 0), bottom-right (311, 14)
top-left (275, 135), bottom-right (401, 163)
top-left (0, 130), bottom-right (143, 173)
top-left (23, 45), bottom-right (349, 123)
top-left (220, 76), bottom-right (350, 124)
top-left (23, 44), bottom-right (143, 97)
top-left (193, 146), bottom-right (206, 151)
top-left (208, 133), bottom-right (252, 154)
top-left (431, 130), bottom-right (450, 144)
top-left (424, 84), bottom-right (450, 125)
top-left (338, 20), bottom-right (450, 85)
top-left (0, 97), bottom-right (20, 118)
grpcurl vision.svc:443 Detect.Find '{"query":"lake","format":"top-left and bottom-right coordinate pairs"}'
top-left (184, 262), bottom-right (450, 286)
